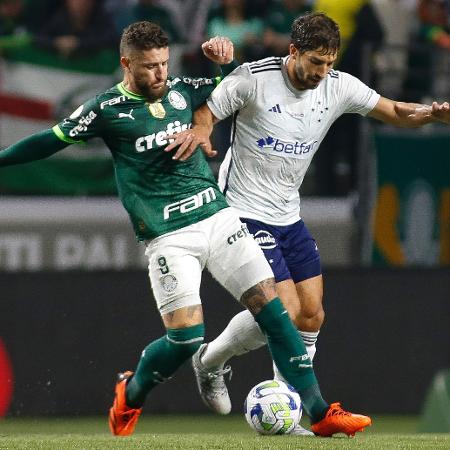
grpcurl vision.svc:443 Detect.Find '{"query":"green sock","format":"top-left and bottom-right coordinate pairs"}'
top-left (254, 298), bottom-right (328, 422)
top-left (126, 323), bottom-right (205, 408)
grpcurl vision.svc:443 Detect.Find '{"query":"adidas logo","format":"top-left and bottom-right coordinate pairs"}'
top-left (268, 104), bottom-right (282, 113)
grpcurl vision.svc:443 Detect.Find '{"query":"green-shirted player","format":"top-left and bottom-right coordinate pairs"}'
top-left (54, 65), bottom-right (228, 240)
top-left (0, 22), bottom-right (372, 438)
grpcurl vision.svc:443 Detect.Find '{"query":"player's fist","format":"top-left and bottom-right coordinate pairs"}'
top-left (431, 101), bottom-right (450, 124)
top-left (202, 36), bottom-right (234, 65)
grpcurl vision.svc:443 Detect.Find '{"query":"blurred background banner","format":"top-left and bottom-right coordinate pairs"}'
top-left (370, 131), bottom-right (450, 267)
top-left (0, 50), bottom-right (117, 195)
top-left (0, 198), bottom-right (355, 271)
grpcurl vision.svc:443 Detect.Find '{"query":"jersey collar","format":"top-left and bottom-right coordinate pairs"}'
top-left (117, 82), bottom-right (145, 100)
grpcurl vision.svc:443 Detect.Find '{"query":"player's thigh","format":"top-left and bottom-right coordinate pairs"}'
top-left (206, 209), bottom-right (275, 302)
top-left (145, 234), bottom-right (204, 320)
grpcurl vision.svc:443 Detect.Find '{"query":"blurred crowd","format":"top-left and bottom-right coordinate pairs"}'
top-left (0, 0), bottom-right (449, 195)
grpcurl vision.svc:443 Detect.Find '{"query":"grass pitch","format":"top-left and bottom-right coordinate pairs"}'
top-left (0, 415), bottom-right (448, 450)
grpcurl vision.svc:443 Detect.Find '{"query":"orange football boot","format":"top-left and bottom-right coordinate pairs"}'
top-left (109, 371), bottom-right (143, 436)
top-left (311, 402), bottom-right (372, 437)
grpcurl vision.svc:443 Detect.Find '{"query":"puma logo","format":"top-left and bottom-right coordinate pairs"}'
top-left (119, 109), bottom-right (135, 120)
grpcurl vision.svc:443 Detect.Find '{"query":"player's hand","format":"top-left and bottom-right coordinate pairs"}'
top-left (431, 101), bottom-right (450, 124)
top-left (202, 36), bottom-right (234, 65)
top-left (165, 126), bottom-right (217, 161)
top-left (394, 101), bottom-right (450, 125)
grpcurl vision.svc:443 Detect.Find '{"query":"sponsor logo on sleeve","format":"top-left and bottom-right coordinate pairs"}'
top-left (100, 95), bottom-right (127, 109)
top-left (182, 77), bottom-right (214, 89)
top-left (69, 110), bottom-right (97, 138)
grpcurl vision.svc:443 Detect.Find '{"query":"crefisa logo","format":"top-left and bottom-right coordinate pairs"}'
top-left (254, 230), bottom-right (276, 249)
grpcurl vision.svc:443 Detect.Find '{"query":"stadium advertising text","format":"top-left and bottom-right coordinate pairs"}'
top-left (0, 232), bottom-right (146, 271)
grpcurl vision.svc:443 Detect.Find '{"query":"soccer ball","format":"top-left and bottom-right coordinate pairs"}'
top-left (244, 379), bottom-right (302, 435)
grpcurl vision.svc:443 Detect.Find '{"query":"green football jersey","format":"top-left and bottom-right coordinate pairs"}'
top-left (53, 78), bottom-right (229, 241)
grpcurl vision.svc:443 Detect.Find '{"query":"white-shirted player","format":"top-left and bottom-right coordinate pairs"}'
top-left (165, 12), bottom-right (450, 435)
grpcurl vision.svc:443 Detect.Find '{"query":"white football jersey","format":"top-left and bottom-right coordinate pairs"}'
top-left (211, 56), bottom-right (380, 225)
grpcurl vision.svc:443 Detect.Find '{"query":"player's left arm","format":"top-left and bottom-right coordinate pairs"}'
top-left (367, 96), bottom-right (450, 127)
top-left (0, 129), bottom-right (69, 167)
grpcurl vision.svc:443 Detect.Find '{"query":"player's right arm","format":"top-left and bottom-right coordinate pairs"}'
top-left (368, 97), bottom-right (450, 127)
top-left (165, 65), bottom-right (255, 160)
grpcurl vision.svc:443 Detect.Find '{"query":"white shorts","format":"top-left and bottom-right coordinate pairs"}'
top-left (145, 208), bottom-right (274, 315)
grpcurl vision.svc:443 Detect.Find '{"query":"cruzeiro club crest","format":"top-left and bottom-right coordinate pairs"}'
top-left (148, 101), bottom-right (166, 119)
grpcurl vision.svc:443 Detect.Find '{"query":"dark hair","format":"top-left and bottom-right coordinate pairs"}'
top-left (120, 21), bottom-right (169, 55)
top-left (291, 12), bottom-right (340, 55)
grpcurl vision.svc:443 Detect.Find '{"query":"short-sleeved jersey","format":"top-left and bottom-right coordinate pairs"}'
top-left (212, 56), bottom-right (380, 225)
top-left (53, 78), bottom-right (229, 240)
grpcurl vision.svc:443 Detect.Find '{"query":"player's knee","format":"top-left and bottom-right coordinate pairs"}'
top-left (240, 278), bottom-right (277, 314)
top-left (167, 323), bottom-right (205, 359)
top-left (294, 305), bottom-right (324, 331)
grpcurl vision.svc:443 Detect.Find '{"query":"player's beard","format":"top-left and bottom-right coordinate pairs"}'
top-left (140, 83), bottom-right (168, 102)
top-left (294, 65), bottom-right (321, 90)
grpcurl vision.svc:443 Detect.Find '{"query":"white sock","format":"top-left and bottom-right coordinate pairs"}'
top-left (273, 330), bottom-right (320, 382)
top-left (300, 330), bottom-right (319, 361)
top-left (201, 309), bottom-right (267, 369)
